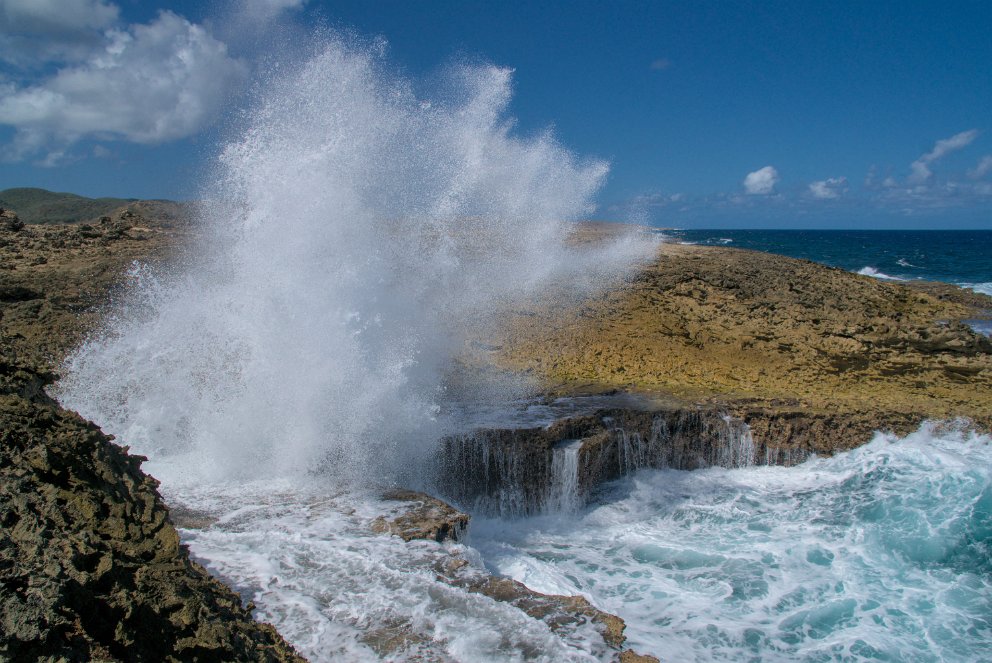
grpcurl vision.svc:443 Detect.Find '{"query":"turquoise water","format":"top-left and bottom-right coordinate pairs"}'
top-left (474, 425), bottom-right (992, 662)
top-left (668, 230), bottom-right (992, 295)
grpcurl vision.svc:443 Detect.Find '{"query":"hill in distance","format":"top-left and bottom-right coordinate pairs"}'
top-left (0, 187), bottom-right (139, 224)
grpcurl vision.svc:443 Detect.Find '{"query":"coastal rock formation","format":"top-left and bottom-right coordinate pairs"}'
top-left (490, 241), bottom-right (992, 433)
top-left (0, 343), bottom-right (304, 662)
top-left (0, 202), bottom-right (188, 367)
top-left (1, 208), bottom-right (23, 232)
top-left (4, 201), bottom-right (989, 660)
top-left (370, 489), bottom-right (469, 542)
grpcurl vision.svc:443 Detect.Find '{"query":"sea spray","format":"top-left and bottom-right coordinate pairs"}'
top-left (56, 35), bottom-right (654, 485)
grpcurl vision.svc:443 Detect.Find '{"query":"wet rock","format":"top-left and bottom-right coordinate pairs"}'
top-left (433, 551), bottom-right (641, 657)
top-left (369, 489), bottom-right (657, 660)
top-left (371, 489), bottom-right (469, 542)
top-left (0, 344), bottom-right (306, 662)
top-left (435, 402), bottom-right (947, 516)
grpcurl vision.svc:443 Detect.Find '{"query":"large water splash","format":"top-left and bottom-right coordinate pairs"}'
top-left (56, 36), bottom-right (653, 486)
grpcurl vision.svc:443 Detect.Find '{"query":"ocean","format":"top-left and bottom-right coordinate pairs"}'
top-left (54, 33), bottom-right (992, 663)
top-left (667, 229), bottom-right (992, 296)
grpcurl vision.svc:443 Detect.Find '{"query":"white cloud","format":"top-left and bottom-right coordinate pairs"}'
top-left (0, 11), bottom-right (247, 162)
top-left (0, 0), bottom-right (122, 66)
top-left (217, 0), bottom-right (306, 27)
top-left (0, 0), bottom-right (118, 36)
top-left (969, 155), bottom-right (992, 179)
top-left (908, 129), bottom-right (979, 184)
top-left (743, 165), bottom-right (779, 195)
top-left (245, 0), bottom-right (307, 18)
top-left (808, 177), bottom-right (847, 200)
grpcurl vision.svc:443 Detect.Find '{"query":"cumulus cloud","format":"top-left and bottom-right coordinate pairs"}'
top-left (908, 129), bottom-right (979, 184)
top-left (0, 0), bottom-right (118, 36)
top-left (0, 10), bottom-right (247, 163)
top-left (969, 155), bottom-right (992, 179)
top-left (808, 177), bottom-right (847, 200)
top-left (0, 0), bottom-right (122, 66)
top-left (743, 166), bottom-right (779, 195)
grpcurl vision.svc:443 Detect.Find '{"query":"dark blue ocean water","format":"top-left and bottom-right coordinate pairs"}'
top-left (667, 229), bottom-right (992, 296)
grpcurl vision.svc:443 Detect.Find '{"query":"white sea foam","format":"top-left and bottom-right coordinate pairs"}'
top-left (154, 472), bottom-right (605, 662)
top-left (856, 266), bottom-right (904, 281)
top-left (960, 281), bottom-right (992, 296)
top-left (473, 423), bottom-right (992, 661)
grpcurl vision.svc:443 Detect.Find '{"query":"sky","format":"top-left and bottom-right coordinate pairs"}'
top-left (0, 0), bottom-right (990, 228)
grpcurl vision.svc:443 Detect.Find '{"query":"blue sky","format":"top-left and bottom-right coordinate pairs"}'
top-left (1, 0), bottom-right (990, 228)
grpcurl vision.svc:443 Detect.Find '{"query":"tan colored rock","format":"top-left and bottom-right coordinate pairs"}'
top-left (0, 204), bottom-right (189, 369)
top-left (620, 650), bottom-right (661, 663)
top-left (435, 557), bottom-right (630, 651)
top-left (371, 489), bottom-right (469, 542)
top-left (487, 240), bottom-right (992, 435)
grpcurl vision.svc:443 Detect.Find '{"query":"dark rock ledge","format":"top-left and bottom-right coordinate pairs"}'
top-left (0, 344), bottom-right (304, 662)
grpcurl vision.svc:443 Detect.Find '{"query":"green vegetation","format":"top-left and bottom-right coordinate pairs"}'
top-left (0, 187), bottom-right (136, 224)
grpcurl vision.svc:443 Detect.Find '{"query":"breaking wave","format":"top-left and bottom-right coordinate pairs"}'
top-left (56, 35), bottom-right (654, 486)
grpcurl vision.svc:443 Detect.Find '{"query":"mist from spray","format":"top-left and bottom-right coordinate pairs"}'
top-left (56, 35), bottom-right (654, 487)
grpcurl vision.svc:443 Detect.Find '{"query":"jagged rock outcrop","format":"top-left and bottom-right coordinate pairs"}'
top-left (369, 490), bottom-right (658, 662)
top-left (1, 208), bottom-right (23, 232)
top-left (370, 489), bottom-right (469, 542)
top-left (435, 403), bottom-right (942, 516)
top-left (0, 344), bottom-right (305, 662)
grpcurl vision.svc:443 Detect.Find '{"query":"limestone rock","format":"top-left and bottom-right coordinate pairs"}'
top-left (488, 239), bottom-right (992, 433)
top-left (371, 489), bottom-right (469, 542)
top-left (0, 344), bottom-right (306, 662)
top-left (432, 550), bottom-right (647, 658)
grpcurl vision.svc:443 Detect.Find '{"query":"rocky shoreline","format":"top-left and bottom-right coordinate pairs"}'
top-left (1, 207), bottom-right (304, 661)
top-left (2, 201), bottom-right (990, 659)
top-left (487, 237), bottom-right (991, 442)
top-left (0, 346), bottom-right (304, 661)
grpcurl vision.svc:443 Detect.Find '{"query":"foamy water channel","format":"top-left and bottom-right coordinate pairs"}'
top-left (144, 424), bottom-right (992, 662)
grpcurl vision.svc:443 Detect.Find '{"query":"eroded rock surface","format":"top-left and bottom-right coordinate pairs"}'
top-left (0, 344), bottom-right (305, 662)
top-left (0, 202), bottom-right (189, 368)
top-left (370, 489), bottom-right (469, 542)
top-left (490, 241), bottom-right (992, 433)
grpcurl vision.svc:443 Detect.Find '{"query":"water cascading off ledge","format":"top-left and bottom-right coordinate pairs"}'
top-left (435, 407), bottom-right (811, 518)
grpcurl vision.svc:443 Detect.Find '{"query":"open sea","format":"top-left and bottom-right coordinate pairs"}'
top-left (668, 229), bottom-right (992, 297)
